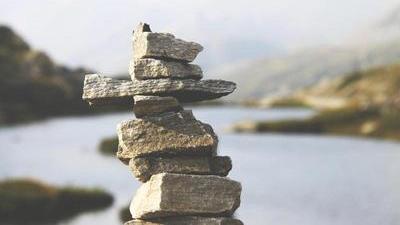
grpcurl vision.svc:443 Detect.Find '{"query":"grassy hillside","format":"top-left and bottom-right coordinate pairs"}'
top-left (0, 25), bottom-right (128, 125)
top-left (296, 63), bottom-right (400, 109)
top-left (231, 63), bottom-right (400, 141)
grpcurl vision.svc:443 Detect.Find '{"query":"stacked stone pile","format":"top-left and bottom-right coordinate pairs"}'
top-left (82, 23), bottom-right (243, 225)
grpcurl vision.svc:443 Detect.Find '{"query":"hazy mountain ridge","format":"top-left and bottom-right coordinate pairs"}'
top-left (221, 40), bottom-right (400, 101)
top-left (220, 6), bottom-right (400, 101)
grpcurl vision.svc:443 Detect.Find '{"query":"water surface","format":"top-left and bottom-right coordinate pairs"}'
top-left (0, 106), bottom-right (399, 225)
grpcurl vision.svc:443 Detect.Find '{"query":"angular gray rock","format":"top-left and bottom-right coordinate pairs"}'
top-left (130, 59), bottom-right (202, 80)
top-left (130, 173), bottom-right (241, 219)
top-left (82, 74), bottom-right (236, 105)
top-left (117, 110), bottom-right (218, 162)
top-left (125, 217), bottom-right (243, 225)
top-left (82, 22), bottom-right (243, 224)
top-left (129, 156), bottom-right (232, 182)
top-left (133, 95), bottom-right (182, 118)
top-left (133, 23), bottom-right (203, 62)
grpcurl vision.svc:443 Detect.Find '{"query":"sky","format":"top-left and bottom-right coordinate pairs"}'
top-left (1, 0), bottom-right (399, 74)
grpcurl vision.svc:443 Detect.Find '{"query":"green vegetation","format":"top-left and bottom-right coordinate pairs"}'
top-left (302, 63), bottom-right (400, 108)
top-left (119, 205), bottom-right (131, 222)
top-left (336, 70), bottom-right (364, 90)
top-left (99, 136), bottom-right (119, 155)
top-left (0, 25), bottom-right (128, 126)
top-left (233, 63), bottom-right (400, 141)
top-left (0, 179), bottom-right (114, 223)
top-left (233, 106), bottom-right (400, 140)
top-left (268, 97), bottom-right (310, 108)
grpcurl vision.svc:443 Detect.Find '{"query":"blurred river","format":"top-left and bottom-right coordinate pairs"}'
top-left (0, 106), bottom-right (399, 225)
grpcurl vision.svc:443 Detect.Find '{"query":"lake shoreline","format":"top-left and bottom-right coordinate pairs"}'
top-left (230, 106), bottom-right (400, 142)
top-left (0, 101), bottom-right (236, 128)
top-left (2, 107), bottom-right (399, 225)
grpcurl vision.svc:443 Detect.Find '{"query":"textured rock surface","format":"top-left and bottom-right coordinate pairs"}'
top-left (133, 23), bottom-right (203, 62)
top-left (82, 23), bottom-right (243, 224)
top-left (130, 173), bottom-right (241, 219)
top-left (82, 74), bottom-right (236, 105)
top-left (130, 59), bottom-right (202, 80)
top-left (117, 110), bottom-right (218, 162)
top-left (133, 95), bottom-right (182, 118)
top-left (129, 156), bottom-right (232, 182)
top-left (125, 217), bottom-right (243, 225)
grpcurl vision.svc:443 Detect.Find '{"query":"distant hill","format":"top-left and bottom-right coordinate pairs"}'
top-left (217, 47), bottom-right (358, 100)
top-left (231, 63), bottom-right (400, 140)
top-left (0, 25), bottom-right (126, 125)
top-left (219, 6), bottom-right (400, 101)
top-left (294, 63), bottom-right (400, 110)
top-left (219, 40), bottom-right (400, 101)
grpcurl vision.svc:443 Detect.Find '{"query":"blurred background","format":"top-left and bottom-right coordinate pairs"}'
top-left (1, 0), bottom-right (400, 224)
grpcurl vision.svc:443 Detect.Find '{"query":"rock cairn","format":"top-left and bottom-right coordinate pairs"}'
top-left (82, 23), bottom-right (243, 225)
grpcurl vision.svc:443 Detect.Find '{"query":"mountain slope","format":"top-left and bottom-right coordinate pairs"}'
top-left (0, 25), bottom-right (125, 125)
top-left (219, 47), bottom-right (360, 100)
top-left (295, 63), bottom-right (400, 109)
top-left (220, 5), bottom-right (400, 101)
top-left (221, 2), bottom-right (400, 100)
top-left (231, 63), bottom-right (400, 140)
top-left (220, 39), bottom-right (400, 101)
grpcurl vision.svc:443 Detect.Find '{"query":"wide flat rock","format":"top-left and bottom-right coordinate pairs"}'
top-left (130, 173), bottom-right (241, 219)
top-left (130, 59), bottom-right (202, 80)
top-left (117, 110), bottom-right (218, 162)
top-left (133, 23), bottom-right (203, 62)
top-left (129, 156), bottom-right (232, 182)
top-left (125, 217), bottom-right (243, 225)
top-left (133, 95), bottom-right (182, 118)
top-left (82, 74), bottom-right (236, 105)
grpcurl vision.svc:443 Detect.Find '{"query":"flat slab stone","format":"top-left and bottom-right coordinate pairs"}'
top-left (129, 156), bottom-right (232, 182)
top-left (117, 110), bottom-right (218, 162)
top-left (125, 217), bottom-right (243, 225)
top-left (133, 95), bottom-right (182, 118)
top-left (133, 23), bottom-right (203, 62)
top-left (130, 59), bottom-right (202, 80)
top-left (82, 74), bottom-right (236, 105)
top-left (130, 173), bottom-right (241, 219)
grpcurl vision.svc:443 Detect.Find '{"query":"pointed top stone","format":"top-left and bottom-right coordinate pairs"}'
top-left (135, 22), bottom-right (151, 33)
top-left (133, 23), bottom-right (203, 62)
